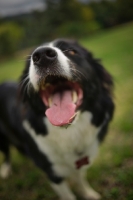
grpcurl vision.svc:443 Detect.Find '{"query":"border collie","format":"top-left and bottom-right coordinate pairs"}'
top-left (0, 39), bottom-right (114, 200)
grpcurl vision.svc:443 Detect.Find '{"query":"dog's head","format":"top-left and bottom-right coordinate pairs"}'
top-left (20, 39), bottom-right (113, 127)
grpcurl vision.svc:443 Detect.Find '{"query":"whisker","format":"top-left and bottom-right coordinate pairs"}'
top-left (23, 55), bottom-right (32, 58)
top-left (70, 68), bottom-right (88, 81)
top-left (17, 59), bottom-right (31, 62)
top-left (22, 78), bottom-right (31, 97)
top-left (19, 75), bottom-right (29, 89)
top-left (27, 81), bottom-right (32, 96)
top-left (71, 70), bottom-right (81, 81)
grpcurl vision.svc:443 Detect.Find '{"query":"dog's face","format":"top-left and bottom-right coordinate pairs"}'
top-left (20, 39), bottom-right (113, 127)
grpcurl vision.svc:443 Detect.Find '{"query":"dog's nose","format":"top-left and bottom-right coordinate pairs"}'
top-left (32, 47), bottom-right (57, 64)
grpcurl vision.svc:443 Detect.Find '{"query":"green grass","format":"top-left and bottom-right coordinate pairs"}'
top-left (0, 58), bottom-right (24, 81)
top-left (0, 22), bottom-right (133, 200)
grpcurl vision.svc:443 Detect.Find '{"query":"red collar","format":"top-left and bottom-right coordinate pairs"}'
top-left (75, 156), bottom-right (89, 169)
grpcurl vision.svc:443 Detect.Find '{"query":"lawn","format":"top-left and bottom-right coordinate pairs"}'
top-left (0, 22), bottom-right (133, 200)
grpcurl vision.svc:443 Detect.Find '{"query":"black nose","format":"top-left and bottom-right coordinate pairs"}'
top-left (32, 47), bottom-right (57, 64)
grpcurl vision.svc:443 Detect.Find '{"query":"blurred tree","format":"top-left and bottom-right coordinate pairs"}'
top-left (115, 0), bottom-right (133, 23)
top-left (0, 22), bottom-right (24, 56)
top-left (1, 0), bottom-right (133, 53)
top-left (90, 0), bottom-right (117, 28)
top-left (41, 0), bottom-right (99, 39)
top-left (44, 0), bottom-right (96, 24)
top-left (55, 20), bottom-right (101, 38)
top-left (81, 5), bottom-right (95, 21)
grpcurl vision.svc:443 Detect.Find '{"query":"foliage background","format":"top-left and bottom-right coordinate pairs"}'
top-left (0, 0), bottom-right (133, 55)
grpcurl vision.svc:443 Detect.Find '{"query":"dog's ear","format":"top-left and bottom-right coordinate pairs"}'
top-left (80, 45), bottom-right (113, 93)
top-left (81, 46), bottom-right (114, 125)
top-left (89, 56), bottom-right (113, 93)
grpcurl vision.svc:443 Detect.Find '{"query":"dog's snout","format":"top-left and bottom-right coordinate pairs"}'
top-left (32, 47), bottom-right (57, 64)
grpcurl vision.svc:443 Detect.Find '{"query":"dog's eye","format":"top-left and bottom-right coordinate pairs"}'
top-left (68, 50), bottom-right (77, 55)
top-left (63, 49), bottom-right (78, 56)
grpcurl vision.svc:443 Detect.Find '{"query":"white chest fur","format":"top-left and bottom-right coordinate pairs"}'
top-left (23, 111), bottom-right (101, 177)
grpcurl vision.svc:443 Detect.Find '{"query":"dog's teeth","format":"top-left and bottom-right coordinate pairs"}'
top-left (41, 85), bottom-right (45, 90)
top-left (72, 91), bottom-right (78, 103)
top-left (41, 83), bottom-right (50, 90)
top-left (48, 97), bottom-right (52, 107)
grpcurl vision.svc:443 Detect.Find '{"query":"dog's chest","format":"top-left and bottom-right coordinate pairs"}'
top-left (23, 112), bottom-right (101, 174)
top-left (44, 112), bottom-right (99, 156)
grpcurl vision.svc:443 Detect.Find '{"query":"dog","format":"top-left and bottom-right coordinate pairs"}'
top-left (0, 39), bottom-right (114, 200)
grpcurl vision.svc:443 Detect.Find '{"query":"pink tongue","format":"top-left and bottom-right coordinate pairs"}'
top-left (45, 90), bottom-right (76, 126)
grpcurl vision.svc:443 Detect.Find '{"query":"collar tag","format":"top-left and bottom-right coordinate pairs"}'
top-left (75, 156), bottom-right (89, 169)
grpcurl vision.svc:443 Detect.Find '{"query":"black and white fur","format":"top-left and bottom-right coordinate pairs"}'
top-left (0, 39), bottom-right (114, 200)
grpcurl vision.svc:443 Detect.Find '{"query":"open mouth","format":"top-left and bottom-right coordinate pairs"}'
top-left (40, 75), bottom-right (83, 126)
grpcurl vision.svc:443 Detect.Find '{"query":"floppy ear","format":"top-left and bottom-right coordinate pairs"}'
top-left (80, 45), bottom-right (114, 94)
top-left (89, 56), bottom-right (114, 95)
top-left (83, 50), bottom-right (115, 133)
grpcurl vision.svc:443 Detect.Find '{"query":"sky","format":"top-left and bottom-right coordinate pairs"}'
top-left (0, 0), bottom-right (45, 17)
